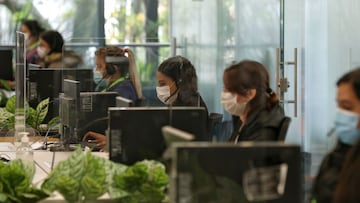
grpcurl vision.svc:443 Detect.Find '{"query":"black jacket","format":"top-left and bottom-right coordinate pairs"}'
top-left (311, 141), bottom-right (352, 203)
top-left (230, 104), bottom-right (285, 141)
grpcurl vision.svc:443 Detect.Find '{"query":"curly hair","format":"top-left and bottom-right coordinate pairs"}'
top-left (95, 46), bottom-right (142, 98)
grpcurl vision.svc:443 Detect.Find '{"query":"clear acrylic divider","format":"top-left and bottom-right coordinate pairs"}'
top-left (49, 37), bottom-right (171, 150)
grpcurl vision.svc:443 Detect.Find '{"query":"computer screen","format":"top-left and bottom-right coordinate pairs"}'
top-left (77, 91), bottom-right (117, 139)
top-left (108, 106), bottom-right (208, 165)
top-left (116, 96), bottom-right (133, 107)
top-left (0, 48), bottom-right (14, 81)
top-left (28, 66), bottom-right (94, 123)
top-left (170, 142), bottom-right (302, 203)
top-left (59, 79), bottom-right (80, 146)
top-left (59, 87), bottom-right (117, 147)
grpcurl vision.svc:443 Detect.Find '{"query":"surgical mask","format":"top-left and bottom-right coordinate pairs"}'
top-left (334, 108), bottom-right (360, 145)
top-left (93, 69), bottom-right (103, 84)
top-left (221, 91), bottom-right (247, 116)
top-left (156, 85), bottom-right (171, 104)
top-left (37, 46), bottom-right (48, 58)
top-left (24, 33), bottom-right (30, 41)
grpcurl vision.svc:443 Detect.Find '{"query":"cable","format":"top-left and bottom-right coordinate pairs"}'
top-left (75, 116), bottom-right (108, 134)
top-left (42, 119), bottom-right (61, 150)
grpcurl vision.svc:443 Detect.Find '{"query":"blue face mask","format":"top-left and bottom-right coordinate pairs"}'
top-left (93, 70), bottom-right (103, 84)
top-left (334, 108), bottom-right (360, 145)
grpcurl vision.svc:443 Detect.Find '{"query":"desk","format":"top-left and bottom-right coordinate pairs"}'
top-left (0, 135), bottom-right (59, 143)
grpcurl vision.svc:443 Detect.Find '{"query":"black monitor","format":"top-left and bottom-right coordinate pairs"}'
top-left (28, 65), bottom-right (94, 123)
top-left (108, 106), bottom-right (209, 165)
top-left (77, 91), bottom-right (117, 139)
top-left (170, 142), bottom-right (302, 203)
top-left (116, 96), bottom-right (133, 107)
top-left (59, 81), bottom-right (117, 147)
top-left (59, 79), bottom-right (80, 147)
top-left (0, 48), bottom-right (14, 81)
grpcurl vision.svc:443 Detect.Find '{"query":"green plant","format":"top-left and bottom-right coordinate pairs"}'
top-left (42, 148), bottom-right (110, 203)
top-left (0, 79), bottom-right (12, 107)
top-left (0, 95), bottom-right (56, 133)
top-left (42, 148), bottom-right (169, 203)
top-left (0, 159), bottom-right (50, 203)
top-left (110, 160), bottom-right (169, 203)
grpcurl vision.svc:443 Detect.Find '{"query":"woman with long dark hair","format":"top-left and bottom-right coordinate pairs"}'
top-left (222, 60), bottom-right (285, 142)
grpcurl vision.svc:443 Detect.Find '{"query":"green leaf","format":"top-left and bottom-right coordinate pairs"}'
top-left (111, 160), bottom-right (169, 202)
top-left (0, 79), bottom-right (11, 91)
top-left (0, 193), bottom-right (7, 202)
top-left (35, 97), bottom-right (49, 126)
top-left (81, 175), bottom-right (105, 200)
top-left (55, 176), bottom-right (80, 203)
top-left (0, 159), bottom-right (49, 203)
top-left (5, 95), bottom-right (16, 114)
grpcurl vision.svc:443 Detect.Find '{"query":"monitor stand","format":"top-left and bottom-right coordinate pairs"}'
top-left (49, 126), bottom-right (79, 151)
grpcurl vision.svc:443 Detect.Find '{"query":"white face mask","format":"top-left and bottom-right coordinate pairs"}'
top-left (37, 46), bottom-right (48, 58)
top-left (93, 69), bottom-right (103, 84)
top-left (221, 91), bottom-right (247, 116)
top-left (24, 33), bottom-right (30, 42)
top-left (156, 85), bottom-right (171, 104)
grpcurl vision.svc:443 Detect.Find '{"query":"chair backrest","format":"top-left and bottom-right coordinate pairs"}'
top-left (278, 116), bottom-right (291, 141)
top-left (208, 113), bottom-right (223, 140)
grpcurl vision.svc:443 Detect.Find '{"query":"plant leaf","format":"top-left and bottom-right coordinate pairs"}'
top-left (5, 95), bottom-right (16, 114)
top-left (35, 98), bottom-right (49, 127)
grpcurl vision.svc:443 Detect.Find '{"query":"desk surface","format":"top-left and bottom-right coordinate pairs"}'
top-left (0, 136), bottom-right (58, 143)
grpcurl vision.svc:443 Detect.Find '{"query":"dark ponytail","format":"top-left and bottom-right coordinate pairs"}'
top-left (224, 60), bottom-right (279, 115)
top-left (266, 87), bottom-right (279, 110)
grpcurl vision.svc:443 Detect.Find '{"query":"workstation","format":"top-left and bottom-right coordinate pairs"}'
top-left (1, 1), bottom-right (360, 203)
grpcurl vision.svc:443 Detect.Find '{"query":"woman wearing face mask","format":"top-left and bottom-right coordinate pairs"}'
top-left (312, 68), bottom-right (360, 203)
top-left (93, 46), bottom-right (142, 103)
top-left (20, 19), bottom-right (45, 64)
top-left (38, 30), bottom-right (82, 68)
top-left (156, 55), bottom-right (208, 111)
top-left (82, 46), bottom-right (143, 147)
top-left (222, 60), bottom-right (285, 142)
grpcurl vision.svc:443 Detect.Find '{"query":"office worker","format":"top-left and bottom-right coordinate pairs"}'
top-left (21, 19), bottom-right (45, 64)
top-left (156, 55), bottom-right (208, 111)
top-left (93, 46), bottom-right (142, 103)
top-left (333, 139), bottom-right (360, 203)
top-left (222, 60), bottom-right (285, 142)
top-left (83, 55), bottom-right (209, 149)
top-left (312, 68), bottom-right (360, 203)
top-left (38, 30), bottom-right (82, 68)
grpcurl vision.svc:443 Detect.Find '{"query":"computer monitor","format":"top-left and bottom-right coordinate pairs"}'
top-left (169, 142), bottom-right (302, 203)
top-left (108, 106), bottom-right (208, 165)
top-left (116, 96), bottom-right (133, 107)
top-left (58, 88), bottom-right (117, 150)
top-left (0, 48), bottom-right (14, 81)
top-left (59, 79), bottom-right (80, 147)
top-left (77, 91), bottom-right (117, 139)
top-left (28, 66), bottom-right (94, 123)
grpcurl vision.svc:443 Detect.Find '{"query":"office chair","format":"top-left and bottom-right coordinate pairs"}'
top-left (208, 113), bottom-right (223, 140)
top-left (278, 116), bottom-right (291, 141)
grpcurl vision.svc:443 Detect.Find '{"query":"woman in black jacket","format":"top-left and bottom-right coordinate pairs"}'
top-left (222, 60), bottom-right (285, 142)
top-left (312, 68), bottom-right (360, 203)
top-left (156, 55), bottom-right (208, 111)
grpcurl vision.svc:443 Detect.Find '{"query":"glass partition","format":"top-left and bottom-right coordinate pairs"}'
top-left (22, 37), bottom-right (173, 146)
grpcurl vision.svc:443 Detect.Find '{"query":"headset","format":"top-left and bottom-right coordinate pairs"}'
top-left (105, 63), bottom-right (116, 76)
top-left (104, 56), bottom-right (128, 76)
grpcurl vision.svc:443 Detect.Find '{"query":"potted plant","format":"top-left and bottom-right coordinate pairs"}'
top-left (0, 95), bottom-right (59, 136)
